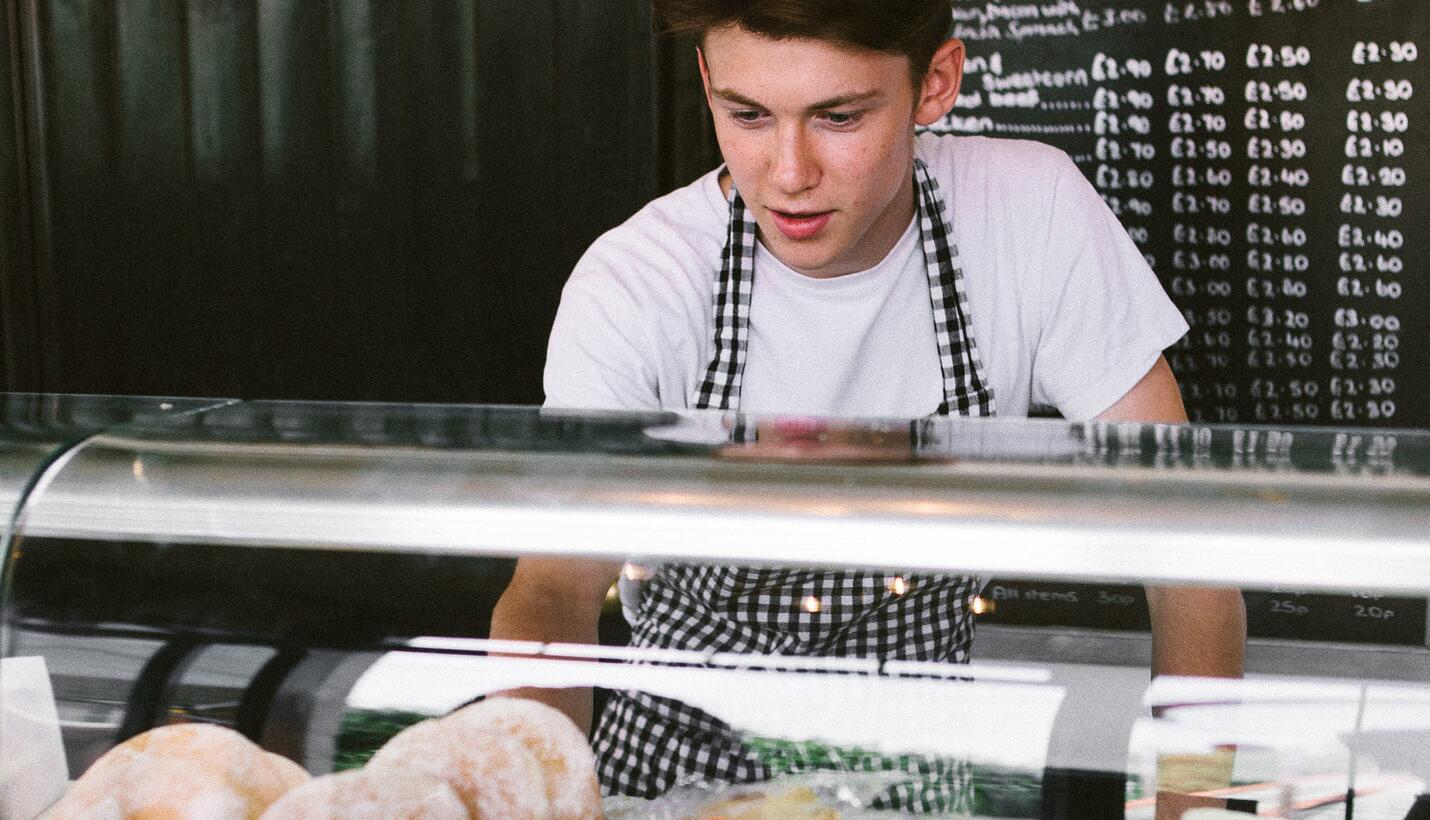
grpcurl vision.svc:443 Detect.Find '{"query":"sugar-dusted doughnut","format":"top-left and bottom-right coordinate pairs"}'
top-left (367, 717), bottom-right (550, 819)
top-left (443, 699), bottom-right (602, 820)
top-left (46, 723), bottom-right (309, 819)
top-left (259, 768), bottom-right (470, 820)
top-left (50, 764), bottom-right (252, 819)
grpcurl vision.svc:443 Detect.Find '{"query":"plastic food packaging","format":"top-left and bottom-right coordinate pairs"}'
top-left (603, 771), bottom-right (940, 819)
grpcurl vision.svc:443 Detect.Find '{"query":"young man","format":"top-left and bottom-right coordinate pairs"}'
top-left (492, 0), bottom-right (1245, 801)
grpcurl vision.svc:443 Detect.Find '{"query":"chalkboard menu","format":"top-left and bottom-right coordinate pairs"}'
top-left (938, 0), bottom-right (1428, 430)
top-left (979, 580), bottom-right (1429, 647)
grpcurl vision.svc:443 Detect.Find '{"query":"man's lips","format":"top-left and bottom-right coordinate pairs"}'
top-left (769, 209), bottom-right (833, 241)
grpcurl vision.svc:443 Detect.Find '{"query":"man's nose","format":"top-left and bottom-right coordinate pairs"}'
top-left (769, 124), bottom-right (818, 195)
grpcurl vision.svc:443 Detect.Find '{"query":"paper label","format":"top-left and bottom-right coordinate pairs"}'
top-left (1, 656), bottom-right (69, 819)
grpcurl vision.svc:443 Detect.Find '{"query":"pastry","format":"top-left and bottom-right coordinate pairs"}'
top-left (368, 717), bottom-right (550, 819)
top-left (46, 723), bottom-right (308, 819)
top-left (260, 768), bottom-right (470, 820)
top-left (441, 698), bottom-right (602, 820)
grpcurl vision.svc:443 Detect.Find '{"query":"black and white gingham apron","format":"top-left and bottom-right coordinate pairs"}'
top-left (594, 158), bottom-right (996, 809)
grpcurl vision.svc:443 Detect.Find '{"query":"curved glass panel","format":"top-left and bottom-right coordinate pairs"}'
top-left (0, 395), bottom-right (227, 539)
top-left (10, 401), bottom-right (1430, 590)
top-left (3, 400), bottom-right (1429, 818)
top-left (0, 394), bottom-right (228, 818)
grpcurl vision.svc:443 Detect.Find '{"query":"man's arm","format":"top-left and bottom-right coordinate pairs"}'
top-left (488, 557), bottom-right (623, 733)
top-left (1096, 356), bottom-right (1247, 680)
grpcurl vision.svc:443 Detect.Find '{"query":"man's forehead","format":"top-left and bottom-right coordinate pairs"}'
top-left (701, 26), bottom-right (911, 101)
top-left (703, 26), bottom-right (905, 60)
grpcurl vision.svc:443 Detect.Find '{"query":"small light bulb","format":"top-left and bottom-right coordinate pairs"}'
top-left (970, 596), bottom-right (993, 616)
top-left (887, 576), bottom-right (909, 596)
top-left (802, 595), bottom-right (823, 613)
top-left (623, 563), bottom-right (653, 581)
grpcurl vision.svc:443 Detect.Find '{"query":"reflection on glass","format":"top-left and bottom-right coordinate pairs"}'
top-left (0, 400), bottom-right (1426, 818)
top-left (1130, 676), bottom-right (1430, 818)
top-left (342, 642), bottom-right (1062, 816)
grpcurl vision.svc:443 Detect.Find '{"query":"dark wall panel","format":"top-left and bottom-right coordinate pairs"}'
top-left (468, 0), bottom-right (558, 404)
top-left (0, 0), bottom-right (22, 387)
top-left (557, 0), bottom-right (657, 233)
top-left (656, 33), bottom-right (719, 194)
top-left (40, 0), bottom-right (120, 390)
top-left (8, 0), bottom-right (658, 402)
top-left (113, 0), bottom-right (203, 394)
top-left (255, 0), bottom-right (343, 399)
top-left (398, 0), bottom-right (486, 402)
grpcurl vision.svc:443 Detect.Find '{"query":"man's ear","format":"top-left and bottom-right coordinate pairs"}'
top-left (914, 38), bottom-right (965, 126)
top-left (698, 45), bottom-right (714, 105)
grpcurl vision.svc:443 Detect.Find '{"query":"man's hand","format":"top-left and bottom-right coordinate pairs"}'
top-left (488, 556), bottom-right (622, 734)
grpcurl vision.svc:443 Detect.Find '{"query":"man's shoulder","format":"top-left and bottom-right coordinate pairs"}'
top-left (917, 132), bottom-right (1075, 185)
top-left (572, 168), bottom-right (728, 290)
top-left (917, 133), bottom-right (1090, 235)
top-left (547, 170), bottom-right (727, 412)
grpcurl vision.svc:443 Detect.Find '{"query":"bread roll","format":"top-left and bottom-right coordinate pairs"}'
top-left (367, 718), bottom-right (550, 819)
top-left (442, 699), bottom-right (602, 820)
top-left (259, 768), bottom-right (470, 820)
top-left (46, 723), bottom-right (308, 820)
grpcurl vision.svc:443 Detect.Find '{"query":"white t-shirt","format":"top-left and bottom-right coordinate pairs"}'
top-left (544, 134), bottom-right (1188, 421)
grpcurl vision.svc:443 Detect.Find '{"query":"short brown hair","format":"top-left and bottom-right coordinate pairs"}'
top-left (654, 0), bottom-right (954, 82)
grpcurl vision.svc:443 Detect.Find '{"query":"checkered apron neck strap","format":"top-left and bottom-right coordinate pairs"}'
top-left (693, 187), bottom-right (758, 412)
top-left (694, 159), bottom-right (996, 417)
top-left (913, 157), bottom-right (997, 418)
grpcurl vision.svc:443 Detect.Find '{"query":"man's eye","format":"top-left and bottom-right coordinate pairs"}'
top-left (822, 111), bottom-right (862, 127)
top-left (731, 110), bottom-right (765, 124)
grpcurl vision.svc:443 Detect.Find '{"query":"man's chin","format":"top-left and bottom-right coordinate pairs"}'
top-left (767, 245), bottom-right (842, 277)
top-left (758, 233), bottom-right (842, 276)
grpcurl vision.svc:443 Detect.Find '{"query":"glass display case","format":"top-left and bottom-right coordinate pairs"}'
top-left (2, 397), bottom-right (1429, 818)
top-left (0, 394), bottom-right (230, 526)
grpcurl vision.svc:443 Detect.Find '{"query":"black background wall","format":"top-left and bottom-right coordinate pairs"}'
top-left (1, 1), bottom-right (32, 388)
top-left (5, 2), bottom-right (1425, 427)
top-left (0, 0), bottom-right (662, 403)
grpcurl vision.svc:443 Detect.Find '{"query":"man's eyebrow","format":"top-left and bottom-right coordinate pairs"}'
top-left (710, 88), bottom-right (766, 109)
top-left (804, 90), bottom-right (880, 110)
top-left (711, 88), bottom-right (880, 111)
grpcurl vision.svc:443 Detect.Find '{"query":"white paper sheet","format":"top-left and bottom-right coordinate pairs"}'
top-left (1, 656), bottom-right (68, 820)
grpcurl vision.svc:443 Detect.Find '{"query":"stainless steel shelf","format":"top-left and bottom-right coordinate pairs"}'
top-left (15, 414), bottom-right (1430, 594)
